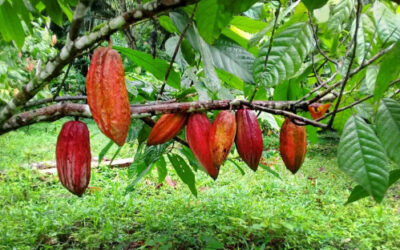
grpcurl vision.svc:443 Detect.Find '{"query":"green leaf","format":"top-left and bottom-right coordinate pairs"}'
top-left (0, 1), bottom-right (25, 48)
top-left (230, 16), bottom-right (267, 34)
top-left (372, 1), bottom-right (400, 45)
top-left (260, 163), bottom-right (282, 180)
top-left (253, 22), bottom-right (314, 87)
top-left (108, 147), bottom-right (121, 167)
top-left (171, 12), bottom-right (255, 83)
top-left (57, 0), bottom-right (74, 22)
top-left (374, 42), bottom-right (400, 102)
top-left (195, 0), bottom-right (258, 44)
top-left (376, 98), bottom-right (400, 166)
top-left (338, 115), bottom-right (389, 202)
top-left (327, 0), bottom-right (354, 36)
top-left (98, 140), bottom-right (114, 166)
top-left (215, 68), bottom-right (244, 91)
top-left (228, 159), bottom-right (245, 176)
top-left (159, 15), bottom-right (178, 33)
top-left (346, 169), bottom-right (400, 204)
top-left (156, 156), bottom-right (168, 183)
top-left (42, 0), bottom-right (63, 26)
top-left (127, 119), bottom-right (144, 143)
top-left (302, 0), bottom-right (328, 11)
top-left (359, 65), bottom-right (379, 95)
top-left (180, 146), bottom-right (200, 172)
top-left (168, 154), bottom-right (197, 197)
top-left (115, 46), bottom-right (181, 89)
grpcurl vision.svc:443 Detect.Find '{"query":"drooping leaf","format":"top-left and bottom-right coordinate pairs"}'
top-left (327, 0), bottom-right (354, 36)
top-left (180, 146), bottom-right (200, 172)
top-left (159, 15), bottom-right (179, 33)
top-left (168, 153), bottom-right (197, 197)
top-left (115, 46), bottom-right (181, 89)
top-left (374, 41), bottom-right (400, 102)
top-left (359, 65), bottom-right (379, 95)
top-left (156, 155), bottom-right (168, 183)
top-left (260, 163), bottom-right (282, 180)
top-left (376, 98), bottom-right (400, 167)
top-left (346, 169), bottom-right (400, 204)
top-left (338, 115), bottom-right (389, 202)
top-left (215, 68), bottom-right (244, 91)
top-left (253, 22), bottom-right (314, 87)
top-left (98, 140), bottom-right (114, 166)
top-left (372, 1), bottom-right (400, 45)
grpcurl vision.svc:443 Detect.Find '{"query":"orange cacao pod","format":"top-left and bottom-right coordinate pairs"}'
top-left (235, 109), bottom-right (263, 171)
top-left (56, 121), bottom-right (91, 196)
top-left (279, 118), bottom-right (307, 174)
top-left (308, 103), bottom-right (331, 120)
top-left (186, 113), bottom-right (219, 180)
top-left (209, 111), bottom-right (236, 167)
top-left (147, 113), bottom-right (188, 145)
top-left (86, 47), bottom-right (131, 146)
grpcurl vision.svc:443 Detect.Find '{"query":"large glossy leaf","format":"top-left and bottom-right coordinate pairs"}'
top-left (253, 22), bottom-right (313, 87)
top-left (156, 156), bottom-right (168, 184)
top-left (327, 0), bottom-right (354, 35)
top-left (372, 1), bottom-right (400, 45)
top-left (338, 115), bottom-right (389, 202)
top-left (195, 0), bottom-right (258, 44)
top-left (374, 42), bottom-right (400, 102)
top-left (168, 153), bottom-right (197, 197)
top-left (376, 99), bottom-right (400, 167)
top-left (359, 65), bottom-right (379, 95)
top-left (115, 46), bottom-right (181, 89)
top-left (230, 16), bottom-right (267, 34)
top-left (171, 12), bottom-right (254, 83)
top-left (346, 169), bottom-right (400, 204)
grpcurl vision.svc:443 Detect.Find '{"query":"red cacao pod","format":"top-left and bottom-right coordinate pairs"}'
top-left (308, 103), bottom-right (331, 120)
top-left (279, 118), bottom-right (307, 174)
top-left (209, 111), bottom-right (236, 167)
top-left (86, 47), bottom-right (131, 146)
top-left (147, 113), bottom-right (188, 145)
top-left (186, 113), bottom-right (219, 180)
top-left (56, 121), bottom-right (91, 196)
top-left (235, 109), bottom-right (263, 171)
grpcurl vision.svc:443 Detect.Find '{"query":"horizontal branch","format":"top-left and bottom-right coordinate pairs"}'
top-left (0, 100), bottom-right (307, 135)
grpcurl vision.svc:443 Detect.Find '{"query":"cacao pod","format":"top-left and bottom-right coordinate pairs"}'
top-left (209, 111), bottom-right (236, 167)
top-left (308, 103), bottom-right (331, 120)
top-left (56, 121), bottom-right (91, 196)
top-left (279, 117), bottom-right (307, 174)
top-left (86, 47), bottom-right (131, 146)
top-left (186, 113), bottom-right (219, 179)
top-left (147, 113), bottom-right (188, 145)
top-left (235, 109), bottom-right (263, 171)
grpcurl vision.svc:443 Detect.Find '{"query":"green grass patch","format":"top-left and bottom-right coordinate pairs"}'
top-left (0, 119), bottom-right (399, 248)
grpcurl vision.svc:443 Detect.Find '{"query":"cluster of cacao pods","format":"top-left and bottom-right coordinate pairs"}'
top-left (147, 109), bottom-right (264, 179)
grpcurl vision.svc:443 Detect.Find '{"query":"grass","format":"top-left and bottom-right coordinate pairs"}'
top-left (0, 119), bottom-right (399, 249)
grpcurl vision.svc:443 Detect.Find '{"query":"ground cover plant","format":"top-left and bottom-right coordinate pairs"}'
top-left (1, 120), bottom-right (399, 249)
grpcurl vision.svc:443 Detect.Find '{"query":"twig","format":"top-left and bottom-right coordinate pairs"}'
top-left (249, 0), bottom-right (281, 103)
top-left (294, 73), bottom-right (337, 105)
top-left (24, 96), bottom-right (87, 108)
top-left (391, 89), bottom-right (400, 98)
top-left (157, 3), bottom-right (198, 99)
top-left (327, 0), bottom-right (362, 128)
top-left (53, 63), bottom-right (73, 99)
top-left (308, 12), bottom-right (338, 66)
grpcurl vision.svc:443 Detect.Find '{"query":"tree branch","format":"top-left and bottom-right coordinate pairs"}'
top-left (0, 0), bottom-right (200, 126)
top-left (1, 99), bottom-right (310, 135)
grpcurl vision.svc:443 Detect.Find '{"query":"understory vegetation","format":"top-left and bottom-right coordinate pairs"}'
top-left (1, 120), bottom-right (399, 249)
